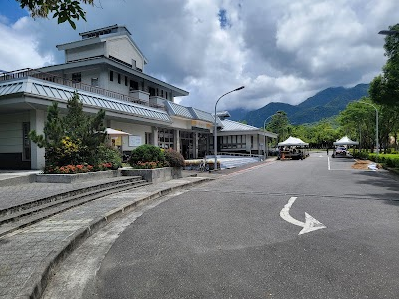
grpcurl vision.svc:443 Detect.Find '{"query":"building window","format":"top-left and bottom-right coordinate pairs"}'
top-left (220, 135), bottom-right (246, 150)
top-left (158, 128), bottom-right (174, 149)
top-left (109, 71), bottom-right (114, 81)
top-left (91, 78), bottom-right (99, 87)
top-left (118, 74), bottom-right (121, 84)
top-left (22, 122), bottom-right (31, 161)
top-left (130, 80), bottom-right (139, 90)
top-left (145, 132), bottom-right (152, 145)
top-left (125, 76), bottom-right (128, 86)
top-left (166, 91), bottom-right (168, 100)
top-left (72, 72), bottom-right (81, 83)
top-left (149, 87), bottom-right (156, 97)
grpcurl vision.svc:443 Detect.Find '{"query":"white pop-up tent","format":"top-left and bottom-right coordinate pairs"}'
top-left (277, 136), bottom-right (309, 160)
top-left (333, 136), bottom-right (359, 146)
top-left (278, 136), bottom-right (309, 147)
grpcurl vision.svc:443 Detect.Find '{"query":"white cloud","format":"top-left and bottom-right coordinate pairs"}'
top-left (0, 0), bottom-right (398, 113)
top-left (0, 17), bottom-right (54, 71)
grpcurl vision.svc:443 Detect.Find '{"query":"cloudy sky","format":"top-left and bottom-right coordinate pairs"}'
top-left (0, 0), bottom-right (397, 113)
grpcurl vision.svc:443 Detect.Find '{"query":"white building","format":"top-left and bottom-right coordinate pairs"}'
top-left (0, 24), bottom-right (276, 170)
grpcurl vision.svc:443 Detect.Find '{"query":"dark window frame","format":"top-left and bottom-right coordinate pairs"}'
top-left (22, 122), bottom-right (31, 161)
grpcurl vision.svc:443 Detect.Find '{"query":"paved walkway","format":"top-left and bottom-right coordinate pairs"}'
top-left (0, 158), bottom-right (277, 299)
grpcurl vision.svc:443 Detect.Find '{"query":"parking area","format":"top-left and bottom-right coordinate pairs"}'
top-left (328, 156), bottom-right (359, 171)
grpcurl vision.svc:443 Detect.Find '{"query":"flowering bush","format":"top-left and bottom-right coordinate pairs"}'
top-left (43, 162), bottom-right (115, 174)
top-left (129, 144), bottom-right (166, 169)
top-left (93, 145), bottom-right (122, 170)
top-left (133, 161), bottom-right (165, 169)
top-left (95, 162), bottom-right (114, 171)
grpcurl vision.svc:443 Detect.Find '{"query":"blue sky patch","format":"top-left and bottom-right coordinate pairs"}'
top-left (218, 9), bottom-right (231, 29)
top-left (0, 0), bottom-right (29, 24)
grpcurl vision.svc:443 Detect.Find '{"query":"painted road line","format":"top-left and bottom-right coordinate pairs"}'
top-left (280, 197), bottom-right (326, 235)
top-left (328, 156), bottom-right (331, 170)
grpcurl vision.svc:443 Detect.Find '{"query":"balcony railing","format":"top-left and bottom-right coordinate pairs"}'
top-left (0, 68), bottom-right (164, 108)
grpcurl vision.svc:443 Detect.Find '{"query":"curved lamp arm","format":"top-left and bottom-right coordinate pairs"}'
top-left (214, 86), bottom-right (245, 169)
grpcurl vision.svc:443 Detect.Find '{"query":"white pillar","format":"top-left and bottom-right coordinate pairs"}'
top-left (174, 129), bottom-right (180, 152)
top-left (152, 127), bottom-right (159, 146)
top-left (30, 109), bottom-right (45, 170)
top-left (194, 132), bottom-right (199, 159)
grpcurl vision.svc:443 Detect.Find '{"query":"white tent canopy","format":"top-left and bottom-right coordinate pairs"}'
top-left (278, 136), bottom-right (309, 147)
top-left (105, 128), bottom-right (130, 136)
top-left (333, 136), bottom-right (359, 146)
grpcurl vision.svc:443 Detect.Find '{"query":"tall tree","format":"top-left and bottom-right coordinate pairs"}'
top-left (16, 0), bottom-right (94, 29)
top-left (369, 23), bottom-right (399, 106)
top-left (337, 99), bottom-right (378, 151)
top-left (29, 92), bottom-right (106, 167)
top-left (266, 111), bottom-right (290, 142)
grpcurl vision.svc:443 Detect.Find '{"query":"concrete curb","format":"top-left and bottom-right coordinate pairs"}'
top-left (17, 177), bottom-right (212, 299)
top-left (0, 173), bottom-right (37, 187)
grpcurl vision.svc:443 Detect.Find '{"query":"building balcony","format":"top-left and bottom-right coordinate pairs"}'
top-left (149, 96), bottom-right (166, 108)
top-left (0, 68), bottom-right (161, 108)
top-left (129, 89), bottom-right (149, 103)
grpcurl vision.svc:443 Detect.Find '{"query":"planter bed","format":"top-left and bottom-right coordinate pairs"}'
top-left (35, 170), bottom-right (120, 184)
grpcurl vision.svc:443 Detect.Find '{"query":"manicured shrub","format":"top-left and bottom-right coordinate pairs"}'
top-left (129, 144), bottom-right (166, 168)
top-left (353, 151), bottom-right (369, 160)
top-left (94, 145), bottom-right (122, 170)
top-left (164, 149), bottom-right (185, 167)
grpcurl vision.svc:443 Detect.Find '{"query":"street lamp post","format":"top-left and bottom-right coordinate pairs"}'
top-left (359, 101), bottom-right (378, 156)
top-left (214, 86), bottom-right (245, 170)
top-left (263, 115), bottom-right (273, 160)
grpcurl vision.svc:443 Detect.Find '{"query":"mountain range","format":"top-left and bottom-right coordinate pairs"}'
top-left (228, 83), bottom-right (369, 127)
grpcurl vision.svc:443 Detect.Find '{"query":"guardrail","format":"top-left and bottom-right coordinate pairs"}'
top-left (206, 152), bottom-right (263, 160)
top-left (0, 68), bottom-right (164, 109)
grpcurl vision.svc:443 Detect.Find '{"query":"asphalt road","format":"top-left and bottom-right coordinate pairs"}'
top-left (49, 153), bottom-right (399, 298)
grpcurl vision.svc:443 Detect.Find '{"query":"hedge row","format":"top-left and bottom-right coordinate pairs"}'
top-left (353, 152), bottom-right (399, 168)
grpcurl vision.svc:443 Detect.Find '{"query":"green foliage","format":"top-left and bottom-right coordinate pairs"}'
top-left (29, 92), bottom-right (107, 170)
top-left (337, 98), bottom-right (378, 150)
top-left (266, 111), bottom-right (290, 142)
top-left (164, 149), bottom-right (185, 167)
top-left (352, 151), bottom-right (370, 160)
top-left (370, 154), bottom-right (399, 168)
top-left (129, 144), bottom-right (166, 168)
top-left (17, 0), bottom-right (94, 29)
top-left (369, 23), bottom-right (399, 106)
top-left (353, 152), bottom-right (399, 168)
top-left (94, 145), bottom-right (122, 170)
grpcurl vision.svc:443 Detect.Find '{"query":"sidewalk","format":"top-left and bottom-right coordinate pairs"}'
top-left (0, 158), bottom-right (276, 299)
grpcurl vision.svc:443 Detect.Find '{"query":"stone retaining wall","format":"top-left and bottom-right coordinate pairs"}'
top-left (35, 170), bottom-right (120, 183)
top-left (120, 167), bottom-right (182, 184)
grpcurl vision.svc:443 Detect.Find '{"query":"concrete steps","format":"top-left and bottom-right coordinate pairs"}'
top-left (0, 176), bottom-right (150, 237)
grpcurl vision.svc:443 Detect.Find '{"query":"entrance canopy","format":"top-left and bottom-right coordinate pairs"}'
top-left (278, 136), bottom-right (309, 147)
top-left (333, 136), bottom-right (358, 146)
top-left (105, 128), bottom-right (130, 136)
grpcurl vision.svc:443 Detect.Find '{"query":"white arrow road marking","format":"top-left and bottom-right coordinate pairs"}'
top-left (280, 197), bottom-right (326, 235)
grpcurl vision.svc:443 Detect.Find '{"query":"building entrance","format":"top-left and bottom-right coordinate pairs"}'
top-left (198, 133), bottom-right (210, 158)
top-left (180, 131), bottom-right (193, 159)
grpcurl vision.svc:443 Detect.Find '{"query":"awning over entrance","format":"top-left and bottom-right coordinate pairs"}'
top-left (105, 128), bottom-right (130, 136)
